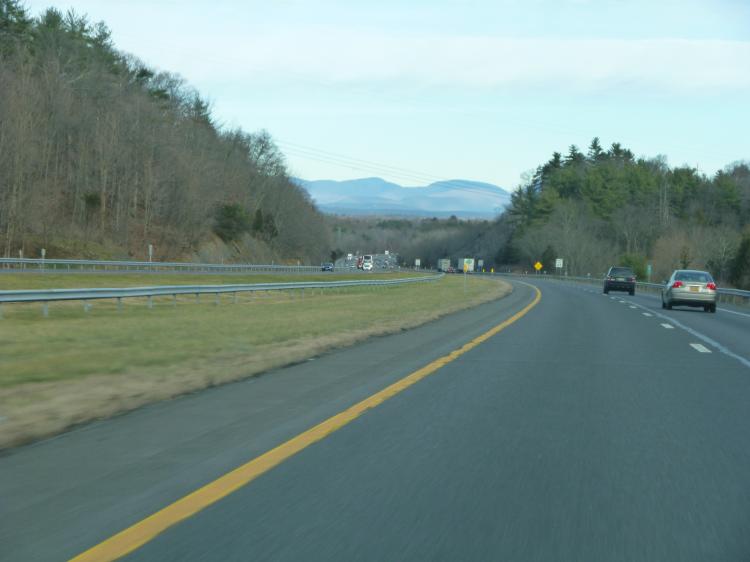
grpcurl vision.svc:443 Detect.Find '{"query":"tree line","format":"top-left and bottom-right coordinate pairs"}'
top-left (499, 138), bottom-right (749, 287)
top-left (0, 1), bottom-right (331, 263)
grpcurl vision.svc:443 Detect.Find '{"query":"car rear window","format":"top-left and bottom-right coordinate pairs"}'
top-left (610, 268), bottom-right (634, 276)
top-left (675, 271), bottom-right (712, 283)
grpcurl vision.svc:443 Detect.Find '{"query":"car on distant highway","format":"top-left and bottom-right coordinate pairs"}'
top-left (661, 269), bottom-right (717, 312)
top-left (603, 266), bottom-right (636, 295)
top-left (362, 261), bottom-right (373, 271)
top-left (321, 262), bottom-right (334, 272)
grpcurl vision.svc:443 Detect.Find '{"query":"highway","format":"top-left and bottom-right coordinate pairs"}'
top-left (2, 278), bottom-right (750, 561)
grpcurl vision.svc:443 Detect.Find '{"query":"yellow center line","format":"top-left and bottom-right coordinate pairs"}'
top-left (70, 283), bottom-right (542, 562)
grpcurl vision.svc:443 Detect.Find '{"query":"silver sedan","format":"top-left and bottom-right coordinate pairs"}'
top-left (661, 269), bottom-right (717, 312)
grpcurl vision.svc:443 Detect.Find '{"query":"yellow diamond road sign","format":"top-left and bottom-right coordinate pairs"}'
top-left (534, 261), bottom-right (542, 271)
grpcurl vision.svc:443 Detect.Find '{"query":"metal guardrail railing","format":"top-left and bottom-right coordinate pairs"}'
top-left (0, 274), bottom-right (444, 315)
top-left (0, 258), bottom-right (346, 274)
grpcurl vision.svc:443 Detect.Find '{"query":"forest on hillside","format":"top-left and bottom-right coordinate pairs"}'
top-left (0, 1), bottom-right (331, 262)
top-left (328, 215), bottom-right (504, 270)
top-left (501, 139), bottom-right (750, 287)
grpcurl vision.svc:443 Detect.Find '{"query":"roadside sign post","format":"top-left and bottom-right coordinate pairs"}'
top-left (148, 244), bottom-right (153, 263)
top-left (40, 248), bottom-right (46, 271)
top-left (555, 258), bottom-right (563, 277)
top-left (534, 261), bottom-right (542, 274)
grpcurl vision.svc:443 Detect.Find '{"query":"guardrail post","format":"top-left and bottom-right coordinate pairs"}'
top-left (214, 293), bottom-right (219, 306)
top-left (84, 302), bottom-right (92, 313)
top-left (196, 293), bottom-right (200, 304)
top-left (0, 304), bottom-right (3, 319)
top-left (117, 297), bottom-right (123, 312)
top-left (233, 292), bottom-right (237, 304)
top-left (173, 294), bottom-right (177, 306)
top-left (148, 296), bottom-right (153, 309)
top-left (42, 303), bottom-right (49, 318)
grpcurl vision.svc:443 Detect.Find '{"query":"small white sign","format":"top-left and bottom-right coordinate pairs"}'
top-left (384, 250), bottom-right (389, 255)
top-left (415, 259), bottom-right (421, 267)
top-left (555, 258), bottom-right (563, 269)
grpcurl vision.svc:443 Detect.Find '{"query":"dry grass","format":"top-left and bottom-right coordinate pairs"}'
top-left (0, 275), bottom-right (511, 449)
top-left (0, 270), bottom-right (412, 290)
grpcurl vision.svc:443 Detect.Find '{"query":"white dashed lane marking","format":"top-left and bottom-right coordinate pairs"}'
top-left (643, 313), bottom-right (653, 317)
top-left (661, 323), bottom-right (675, 329)
top-left (690, 343), bottom-right (712, 353)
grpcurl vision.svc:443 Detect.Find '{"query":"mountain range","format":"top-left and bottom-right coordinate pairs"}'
top-left (294, 177), bottom-right (511, 219)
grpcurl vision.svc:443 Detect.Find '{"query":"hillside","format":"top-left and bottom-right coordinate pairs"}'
top-left (295, 177), bottom-right (511, 219)
top-left (0, 3), bottom-right (331, 263)
top-left (499, 139), bottom-right (750, 287)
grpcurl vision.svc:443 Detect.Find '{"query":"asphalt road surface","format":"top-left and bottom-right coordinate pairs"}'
top-left (2, 278), bottom-right (750, 561)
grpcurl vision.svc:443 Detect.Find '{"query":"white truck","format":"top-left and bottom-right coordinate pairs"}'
top-left (437, 258), bottom-right (451, 272)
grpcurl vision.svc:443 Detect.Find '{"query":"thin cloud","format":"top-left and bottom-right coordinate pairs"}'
top-left (173, 32), bottom-right (750, 94)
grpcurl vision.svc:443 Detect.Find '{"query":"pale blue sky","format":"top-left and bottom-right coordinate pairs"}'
top-left (24, 0), bottom-right (750, 189)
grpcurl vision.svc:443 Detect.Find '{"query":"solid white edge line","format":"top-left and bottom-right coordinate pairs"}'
top-left (719, 308), bottom-right (750, 319)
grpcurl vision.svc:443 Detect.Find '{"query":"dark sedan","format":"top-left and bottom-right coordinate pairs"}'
top-left (603, 266), bottom-right (636, 295)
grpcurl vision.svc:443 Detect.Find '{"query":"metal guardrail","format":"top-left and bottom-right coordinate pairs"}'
top-left (0, 275), bottom-right (444, 309)
top-left (0, 258), bottom-right (338, 274)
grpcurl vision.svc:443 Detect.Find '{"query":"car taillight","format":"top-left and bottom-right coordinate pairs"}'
top-left (706, 282), bottom-right (716, 290)
top-left (672, 281), bottom-right (683, 288)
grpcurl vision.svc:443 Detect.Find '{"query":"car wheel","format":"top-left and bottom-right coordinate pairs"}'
top-left (710, 304), bottom-right (717, 313)
top-left (603, 287), bottom-right (609, 294)
top-left (704, 305), bottom-right (710, 312)
top-left (629, 289), bottom-right (635, 296)
top-left (661, 299), bottom-right (666, 309)
top-left (666, 301), bottom-right (672, 310)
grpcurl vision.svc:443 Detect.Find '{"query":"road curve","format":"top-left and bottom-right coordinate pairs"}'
top-left (3, 278), bottom-right (750, 561)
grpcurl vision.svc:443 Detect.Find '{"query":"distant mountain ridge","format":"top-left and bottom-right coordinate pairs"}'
top-left (294, 177), bottom-right (511, 219)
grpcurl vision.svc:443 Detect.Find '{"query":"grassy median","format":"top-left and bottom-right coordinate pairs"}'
top-left (0, 274), bottom-right (511, 448)
top-left (0, 271), bottom-right (411, 290)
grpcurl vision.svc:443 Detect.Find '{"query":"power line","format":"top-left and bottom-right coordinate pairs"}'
top-left (277, 140), bottom-right (508, 198)
top-left (279, 139), bottom-right (450, 183)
